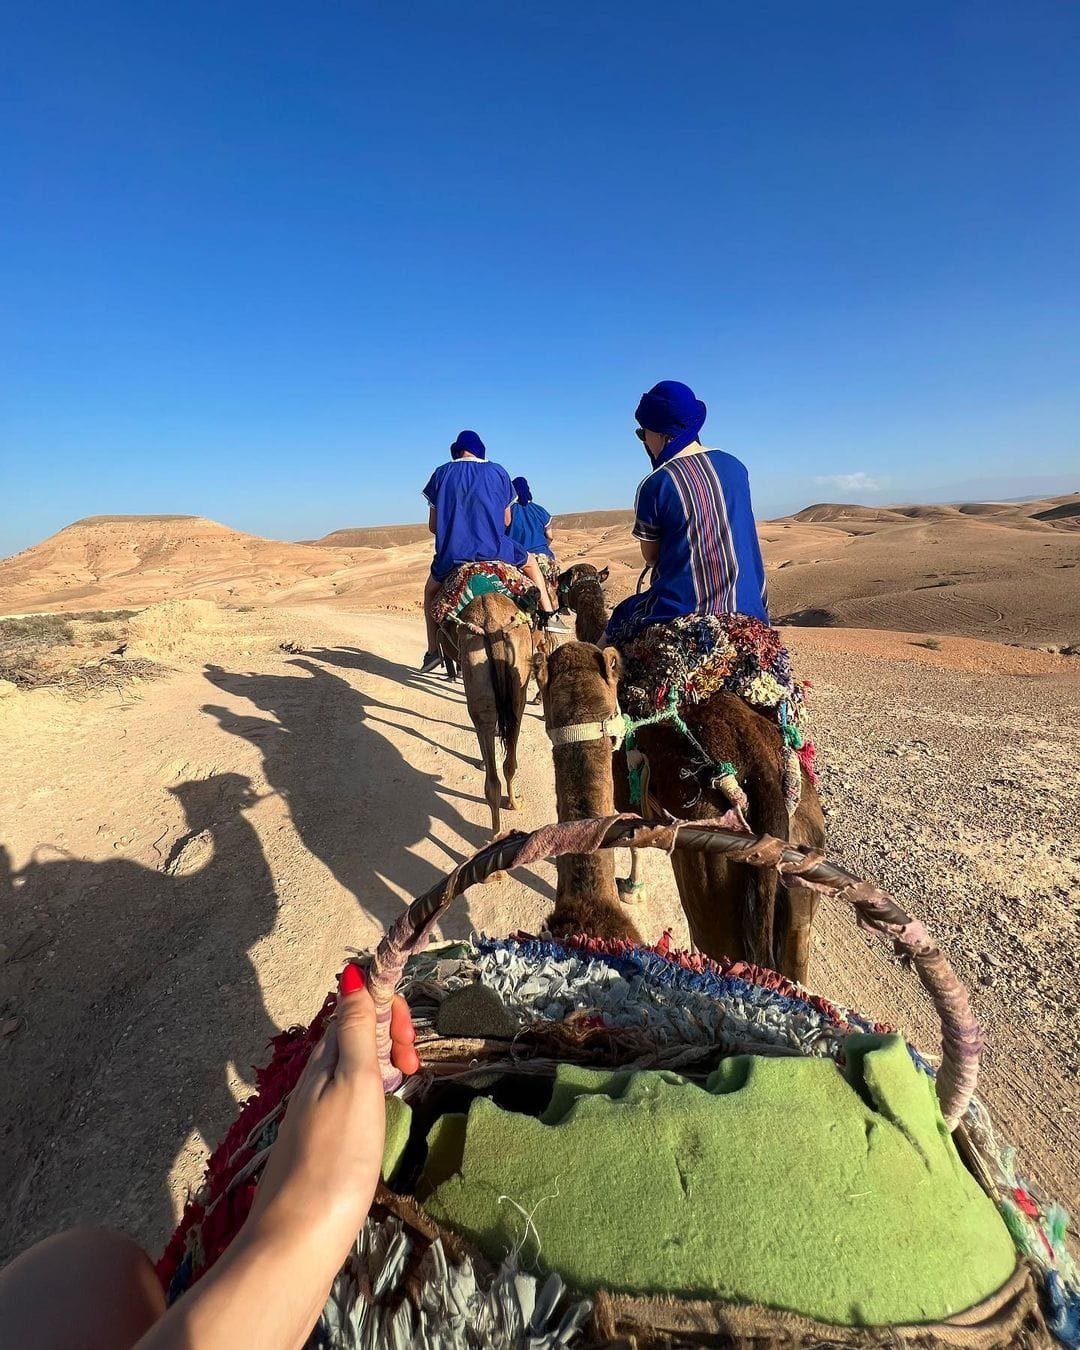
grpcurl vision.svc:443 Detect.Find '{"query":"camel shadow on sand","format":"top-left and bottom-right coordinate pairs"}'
top-left (203, 657), bottom-right (550, 942)
top-left (0, 772), bottom-right (279, 1263)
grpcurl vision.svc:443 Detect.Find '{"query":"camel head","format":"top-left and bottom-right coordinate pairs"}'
top-left (556, 563), bottom-right (609, 609)
top-left (534, 640), bottom-right (621, 737)
top-left (556, 565), bottom-right (611, 645)
top-left (535, 640), bottom-right (641, 945)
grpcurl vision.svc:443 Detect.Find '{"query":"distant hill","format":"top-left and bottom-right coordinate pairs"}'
top-left (303, 507), bottom-right (636, 548)
top-left (0, 515), bottom-right (371, 614)
top-left (2, 494), bottom-right (1076, 645)
top-left (303, 524), bottom-right (431, 548)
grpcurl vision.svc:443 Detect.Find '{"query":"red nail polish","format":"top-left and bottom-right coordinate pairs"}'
top-left (339, 963), bottom-right (365, 996)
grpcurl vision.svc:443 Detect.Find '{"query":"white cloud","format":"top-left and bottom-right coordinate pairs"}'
top-left (812, 472), bottom-right (886, 494)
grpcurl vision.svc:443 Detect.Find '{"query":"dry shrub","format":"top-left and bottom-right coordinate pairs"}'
top-left (0, 615), bottom-right (74, 652)
top-left (0, 654), bottom-right (164, 698)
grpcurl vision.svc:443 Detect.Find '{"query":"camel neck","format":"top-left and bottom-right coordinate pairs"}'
top-left (552, 739), bottom-right (619, 908)
top-left (573, 583), bottom-right (609, 646)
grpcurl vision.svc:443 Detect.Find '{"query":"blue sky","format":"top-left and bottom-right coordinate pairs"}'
top-left (2, 1), bottom-right (1077, 556)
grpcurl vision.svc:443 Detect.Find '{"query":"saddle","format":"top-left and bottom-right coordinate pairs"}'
top-left (615, 613), bottom-right (818, 816)
top-left (430, 561), bottom-right (541, 630)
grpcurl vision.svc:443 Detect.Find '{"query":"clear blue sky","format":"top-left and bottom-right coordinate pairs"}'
top-left (2, 1), bottom-right (1077, 556)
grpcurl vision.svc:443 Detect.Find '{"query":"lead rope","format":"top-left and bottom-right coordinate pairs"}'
top-left (621, 690), bottom-right (750, 816)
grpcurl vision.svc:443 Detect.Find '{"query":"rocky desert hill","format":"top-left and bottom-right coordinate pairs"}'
top-left (1, 494), bottom-right (1077, 646)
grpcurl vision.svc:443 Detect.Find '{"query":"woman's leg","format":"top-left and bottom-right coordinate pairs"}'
top-left (0, 1227), bottom-right (166, 1350)
top-left (522, 554), bottom-right (556, 613)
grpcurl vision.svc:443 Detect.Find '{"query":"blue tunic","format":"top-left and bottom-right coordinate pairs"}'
top-left (608, 448), bottom-right (769, 640)
top-left (507, 500), bottom-right (553, 557)
top-left (422, 459), bottom-right (528, 582)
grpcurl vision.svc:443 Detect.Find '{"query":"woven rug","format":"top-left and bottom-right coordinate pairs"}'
top-left (156, 932), bottom-right (1079, 1347)
top-left (616, 613), bottom-right (818, 783)
top-left (431, 561), bottom-right (539, 629)
top-left (536, 552), bottom-right (560, 589)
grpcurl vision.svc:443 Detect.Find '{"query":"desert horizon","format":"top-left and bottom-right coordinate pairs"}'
top-left (3, 489), bottom-right (1076, 650)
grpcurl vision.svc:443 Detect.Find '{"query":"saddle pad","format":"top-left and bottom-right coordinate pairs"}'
top-left (617, 613), bottom-right (817, 781)
top-left (431, 561), bottom-right (539, 628)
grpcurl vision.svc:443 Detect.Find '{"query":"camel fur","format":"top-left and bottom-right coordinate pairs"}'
top-left (439, 592), bottom-right (536, 836)
top-left (557, 564), bottom-right (610, 645)
top-left (539, 608), bottom-right (825, 981)
top-left (534, 641), bottom-right (643, 945)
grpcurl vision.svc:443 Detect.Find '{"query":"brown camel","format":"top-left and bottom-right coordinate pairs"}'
top-left (534, 641), bottom-right (643, 943)
top-left (438, 591), bottom-right (536, 835)
top-left (620, 690), bottom-right (826, 982)
top-left (556, 563), bottom-right (610, 644)
top-left (539, 632), bottom-right (825, 983)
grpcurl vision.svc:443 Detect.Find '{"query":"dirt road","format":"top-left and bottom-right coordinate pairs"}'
top-left (1, 607), bottom-right (1076, 1264)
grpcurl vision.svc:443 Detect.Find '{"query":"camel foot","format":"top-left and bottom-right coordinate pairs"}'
top-left (506, 794), bottom-right (524, 812)
top-left (617, 877), bottom-right (648, 905)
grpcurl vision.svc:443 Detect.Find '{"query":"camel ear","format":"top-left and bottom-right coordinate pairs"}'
top-left (597, 566), bottom-right (610, 583)
top-left (600, 645), bottom-right (621, 685)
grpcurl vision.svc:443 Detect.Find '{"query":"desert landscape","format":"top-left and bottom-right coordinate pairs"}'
top-left (1, 495), bottom-right (1078, 1269)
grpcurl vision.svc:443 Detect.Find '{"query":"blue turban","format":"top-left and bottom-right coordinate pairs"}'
top-left (512, 476), bottom-right (532, 503)
top-left (450, 429), bottom-right (486, 459)
top-left (635, 380), bottom-right (707, 467)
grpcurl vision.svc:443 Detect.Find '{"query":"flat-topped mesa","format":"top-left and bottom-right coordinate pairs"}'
top-left (538, 642), bottom-right (641, 944)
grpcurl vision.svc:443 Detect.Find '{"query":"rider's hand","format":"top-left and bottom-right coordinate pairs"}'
top-left (135, 969), bottom-right (419, 1350)
top-left (244, 966), bottom-right (419, 1262)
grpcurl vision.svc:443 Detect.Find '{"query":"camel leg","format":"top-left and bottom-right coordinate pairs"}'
top-left (670, 849), bottom-right (752, 965)
top-left (779, 883), bottom-right (819, 986)
top-left (476, 724), bottom-right (502, 835)
top-left (503, 723), bottom-right (524, 812)
top-left (780, 778), bottom-right (827, 983)
top-left (617, 848), bottom-right (648, 905)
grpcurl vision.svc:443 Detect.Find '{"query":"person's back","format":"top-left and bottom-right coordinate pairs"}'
top-left (419, 432), bottom-right (566, 672)
top-left (506, 476), bottom-right (554, 558)
top-left (423, 456), bottom-right (521, 580)
top-left (606, 380), bottom-right (769, 644)
top-left (634, 446), bottom-right (768, 625)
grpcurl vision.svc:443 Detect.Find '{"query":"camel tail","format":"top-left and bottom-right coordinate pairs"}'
top-left (742, 767), bottom-right (790, 971)
top-left (482, 627), bottom-right (518, 748)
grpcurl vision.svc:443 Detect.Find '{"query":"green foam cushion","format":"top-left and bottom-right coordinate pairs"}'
top-left (380, 1096), bottom-right (413, 1183)
top-left (422, 1036), bottom-right (1016, 1326)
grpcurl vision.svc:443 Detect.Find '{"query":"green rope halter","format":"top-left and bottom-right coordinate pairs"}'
top-left (621, 689), bottom-right (737, 808)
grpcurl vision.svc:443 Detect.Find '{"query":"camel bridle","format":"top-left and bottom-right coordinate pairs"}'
top-left (545, 708), bottom-right (626, 751)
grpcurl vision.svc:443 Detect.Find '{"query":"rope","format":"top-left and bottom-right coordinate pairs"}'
top-left (369, 813), bottom-right (984, 1129)
top-left (444, 609), bottom-right (533, 639)
top-left (620, 691), bottom-right (745, 813)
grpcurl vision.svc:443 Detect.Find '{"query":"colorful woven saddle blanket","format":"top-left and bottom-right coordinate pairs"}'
top-left (155, 933), bottom-right (1075, 1345)
top-left (431, 561), bottom-right (541, 629)
top-left (616, 613), bottom-right (818, 782)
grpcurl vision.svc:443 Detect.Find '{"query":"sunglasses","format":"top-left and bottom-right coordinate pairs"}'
top-left (635, 427), bottom-right (648, 443)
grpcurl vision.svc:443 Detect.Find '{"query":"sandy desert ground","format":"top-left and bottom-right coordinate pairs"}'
top-left (0, 498), bottom-right (1078, 1267)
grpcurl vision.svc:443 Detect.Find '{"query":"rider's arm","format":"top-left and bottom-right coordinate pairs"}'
top-left (504, 507), bottom-right (513, 527)
top-left (137, 979), bottom-right (418, 1350)
top-left (632, 471), bottom-right (663, 568)
top-left (428, 507), bottom-right (437, 535)
top-left (545, 524), bottom-right (554, 542)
